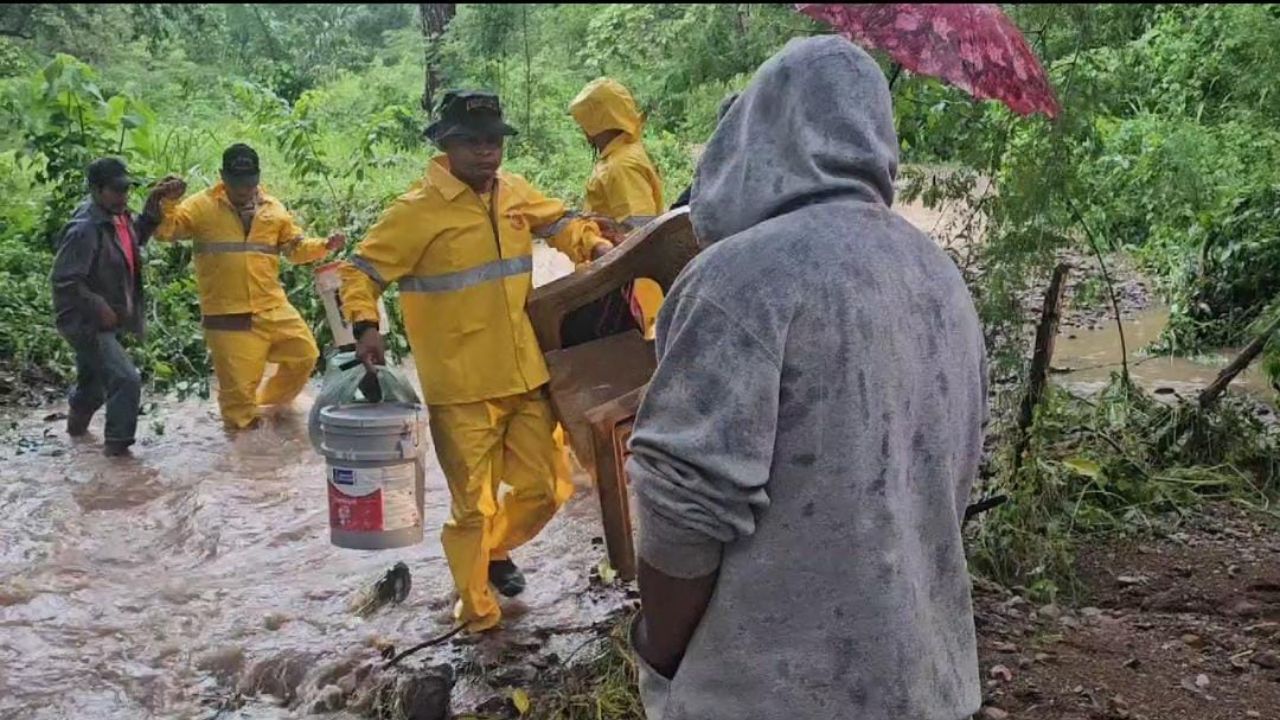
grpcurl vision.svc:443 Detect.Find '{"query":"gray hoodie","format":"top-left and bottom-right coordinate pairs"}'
top-left (625, 35), bottom-right (986, 720)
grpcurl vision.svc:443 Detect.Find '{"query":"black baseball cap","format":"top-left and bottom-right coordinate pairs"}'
top-left (221, 143), bottom-right (260, 186)
top-left (425, 90), bottom-right (519, 143)
top-left (86, 157), bottom-right (138, 191)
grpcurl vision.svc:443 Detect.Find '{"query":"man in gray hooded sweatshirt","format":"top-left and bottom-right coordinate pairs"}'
top-left (626, 35), bottom-right (986, 720)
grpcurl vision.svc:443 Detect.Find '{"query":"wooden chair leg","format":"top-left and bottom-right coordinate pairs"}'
top-left (589, 416), bottom-right (637, 581)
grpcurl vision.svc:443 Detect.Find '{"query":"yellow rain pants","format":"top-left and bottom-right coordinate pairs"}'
top-left (203, 304), bottom-right (319, 429)
top-left (430, 388), bottom-right (565, 632)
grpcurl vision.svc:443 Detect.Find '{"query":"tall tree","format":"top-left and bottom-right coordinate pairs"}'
top-left (419, 4), bottom-right (456, 113)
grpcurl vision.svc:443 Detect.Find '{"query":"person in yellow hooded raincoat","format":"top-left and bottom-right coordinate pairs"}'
top-left (154, 144), bottom-right (345, 429)
top-left (340, 91), bottom-right (613, 633)
top-left (568, 77), bottom-right (665, 337)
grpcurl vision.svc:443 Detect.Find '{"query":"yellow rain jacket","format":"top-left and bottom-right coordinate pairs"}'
top-left (154, 183), bottom-right (328, 428)
top-left (339, 156), bottom-right (611, 406)
top-left (569, 78), bottom-right (665, 334)
top-left (341, 157), bottom-right (610, 631)
top-left (155, 184), bottom-right (331, 316)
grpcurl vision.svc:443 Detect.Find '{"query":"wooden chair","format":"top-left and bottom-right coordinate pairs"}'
top-left (529, 207), bottom-right (700, 579)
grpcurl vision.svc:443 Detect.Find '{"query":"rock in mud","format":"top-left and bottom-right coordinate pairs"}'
top-left (238, 650), bottom-right (320, 705)
top-left (1250, 651), bottom-right (1280, 669)
top-left (196, 646), bottom-right (246, 682)
top-left (1038, 603), bottom-right (1063, 620)
top-left (351, 663), bottom-right (454, 720)
top-left (1181, 633), bottom-right (1206, 649)
top-left (989, 664), bottom-right (1014, 682)
top-left (978, 707), bottom-right (1010, 720)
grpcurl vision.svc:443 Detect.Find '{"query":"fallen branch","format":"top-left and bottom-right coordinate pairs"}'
top-left (1197, 315), bottom-right (1280, 409)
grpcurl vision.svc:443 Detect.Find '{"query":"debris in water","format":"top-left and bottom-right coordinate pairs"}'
top-left (349, 561), bottom-right (413, 618)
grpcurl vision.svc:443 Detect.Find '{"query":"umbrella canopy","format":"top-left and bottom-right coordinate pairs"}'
top-left (797, 3), bottom-right (1060, 119)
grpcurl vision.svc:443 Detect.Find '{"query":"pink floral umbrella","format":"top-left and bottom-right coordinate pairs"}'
top-left (796, 3), bottom-right (1060, 119)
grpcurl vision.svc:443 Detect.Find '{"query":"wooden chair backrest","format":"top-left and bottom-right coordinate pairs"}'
top-left (528, 207), bottom-right (700, 352)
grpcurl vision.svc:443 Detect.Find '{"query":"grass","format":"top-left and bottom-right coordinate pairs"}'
top-left (969, 374), bottom-right (1280, 603)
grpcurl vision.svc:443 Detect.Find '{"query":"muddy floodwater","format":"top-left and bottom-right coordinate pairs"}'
top-left (1053, 307), bottom-right (1275, 401)
top-left (0, 248), bottom-right (619, 719)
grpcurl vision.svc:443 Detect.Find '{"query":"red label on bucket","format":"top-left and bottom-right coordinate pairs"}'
top-left (329, 483), bottom-right (384, 532)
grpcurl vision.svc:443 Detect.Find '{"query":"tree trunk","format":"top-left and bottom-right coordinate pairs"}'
top-left (1012, 263), bottom-right (1071, 472)
top-left (419, 4), bottom-right (456, 113)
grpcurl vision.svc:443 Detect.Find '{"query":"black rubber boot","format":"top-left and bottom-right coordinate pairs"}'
top-left (488, 559), bottom-right (527, 598)
top-left (67, 409), bottom-right (93, 437)
top-left (103, 441), bottom-right (133, 457)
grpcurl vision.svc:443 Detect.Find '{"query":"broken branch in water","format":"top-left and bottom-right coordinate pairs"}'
top-left (1197, 314), bottom-right (1280, 409)
top-left (384, 624), bottom-right (466, 669)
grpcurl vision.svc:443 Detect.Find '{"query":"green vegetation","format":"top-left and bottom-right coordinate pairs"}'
top-left (971, 376), bottom-right (1280, 603)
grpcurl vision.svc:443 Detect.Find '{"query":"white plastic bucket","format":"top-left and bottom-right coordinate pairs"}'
top-left (319, 402), bottom-right (426, 550)
top-left (314, 262), bottom-right (390, 349)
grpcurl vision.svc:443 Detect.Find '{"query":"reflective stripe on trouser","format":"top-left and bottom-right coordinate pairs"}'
top-left (203, 304), bottom-right (319, 429)
top-left (430, 388), bottom-right (563, 631)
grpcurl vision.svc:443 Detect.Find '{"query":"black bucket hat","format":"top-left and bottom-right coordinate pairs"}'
top-left (221, 143), bottom-right (261, 187)
top-left (425, 90), bottom-right (519, 143)
top-left (86, 157), bottom-right (139, 192)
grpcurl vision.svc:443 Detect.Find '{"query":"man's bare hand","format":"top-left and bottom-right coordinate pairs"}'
top-left (326, 232), bottom-right (347, 252)
top-left (144, 175), bottom-right (186, 217)
top-left (591, 241), bottom-right (613, 261)
top-left (156, 175), bottom-right (187, 200)
top-left (355, 327), bottom-right (386, 373)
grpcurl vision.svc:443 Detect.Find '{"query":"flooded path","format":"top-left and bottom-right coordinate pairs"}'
top-left (1052, 307), bottom-right (1275, 401)
top-left (0, 248), bottom-right (617, 719)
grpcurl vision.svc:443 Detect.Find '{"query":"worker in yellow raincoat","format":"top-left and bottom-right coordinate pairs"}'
top-left (569, 77), bottom-right (665, 337)
top-left (340, 91), bottom-right (613, 632)
top-left (154, 144), bottom-right (345, 429)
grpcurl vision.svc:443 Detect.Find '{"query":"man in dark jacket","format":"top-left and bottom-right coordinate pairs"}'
top-left (51, 157), bottom-right (182, 456)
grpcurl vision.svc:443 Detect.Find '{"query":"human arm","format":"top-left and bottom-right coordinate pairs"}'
top-left (599, 162), bottom-right (662, 231)
top-left (153, 185), bottom-right (198, 243)
top-left (518, 181), bottom-right (613, 263)
top-left (625, 292), bottom-right (783, 676)
top-left (340, 197), bottom-right (430, 369)
top-left (51, 221), bottom-right (116, 329)
top-left (278, 210), bottom-right (344, 264)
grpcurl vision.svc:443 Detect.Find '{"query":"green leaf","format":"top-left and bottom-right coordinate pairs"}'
top-left (511, 688), bottom-right (530, 715)
top-left (1062, 457), bottom-right (1102, 479)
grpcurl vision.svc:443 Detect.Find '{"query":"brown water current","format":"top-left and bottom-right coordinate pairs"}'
top-left (1052, 307), bottom-right (1275, 401)
top-left (0, 248), bottom-right (619, 719)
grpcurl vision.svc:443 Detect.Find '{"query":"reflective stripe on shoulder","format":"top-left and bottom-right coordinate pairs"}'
top-left (533, 210), bottom-right (580, 239)
top-left (400, 255), bottom-right (533, 294)
top-left (350, 255), bottom-right (388, 287)
top-left (193, 242), bottom-right (280, 255)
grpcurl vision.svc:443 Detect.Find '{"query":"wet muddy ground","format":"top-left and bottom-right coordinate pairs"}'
top-left (974, 503), bottom-right (1280, 720)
